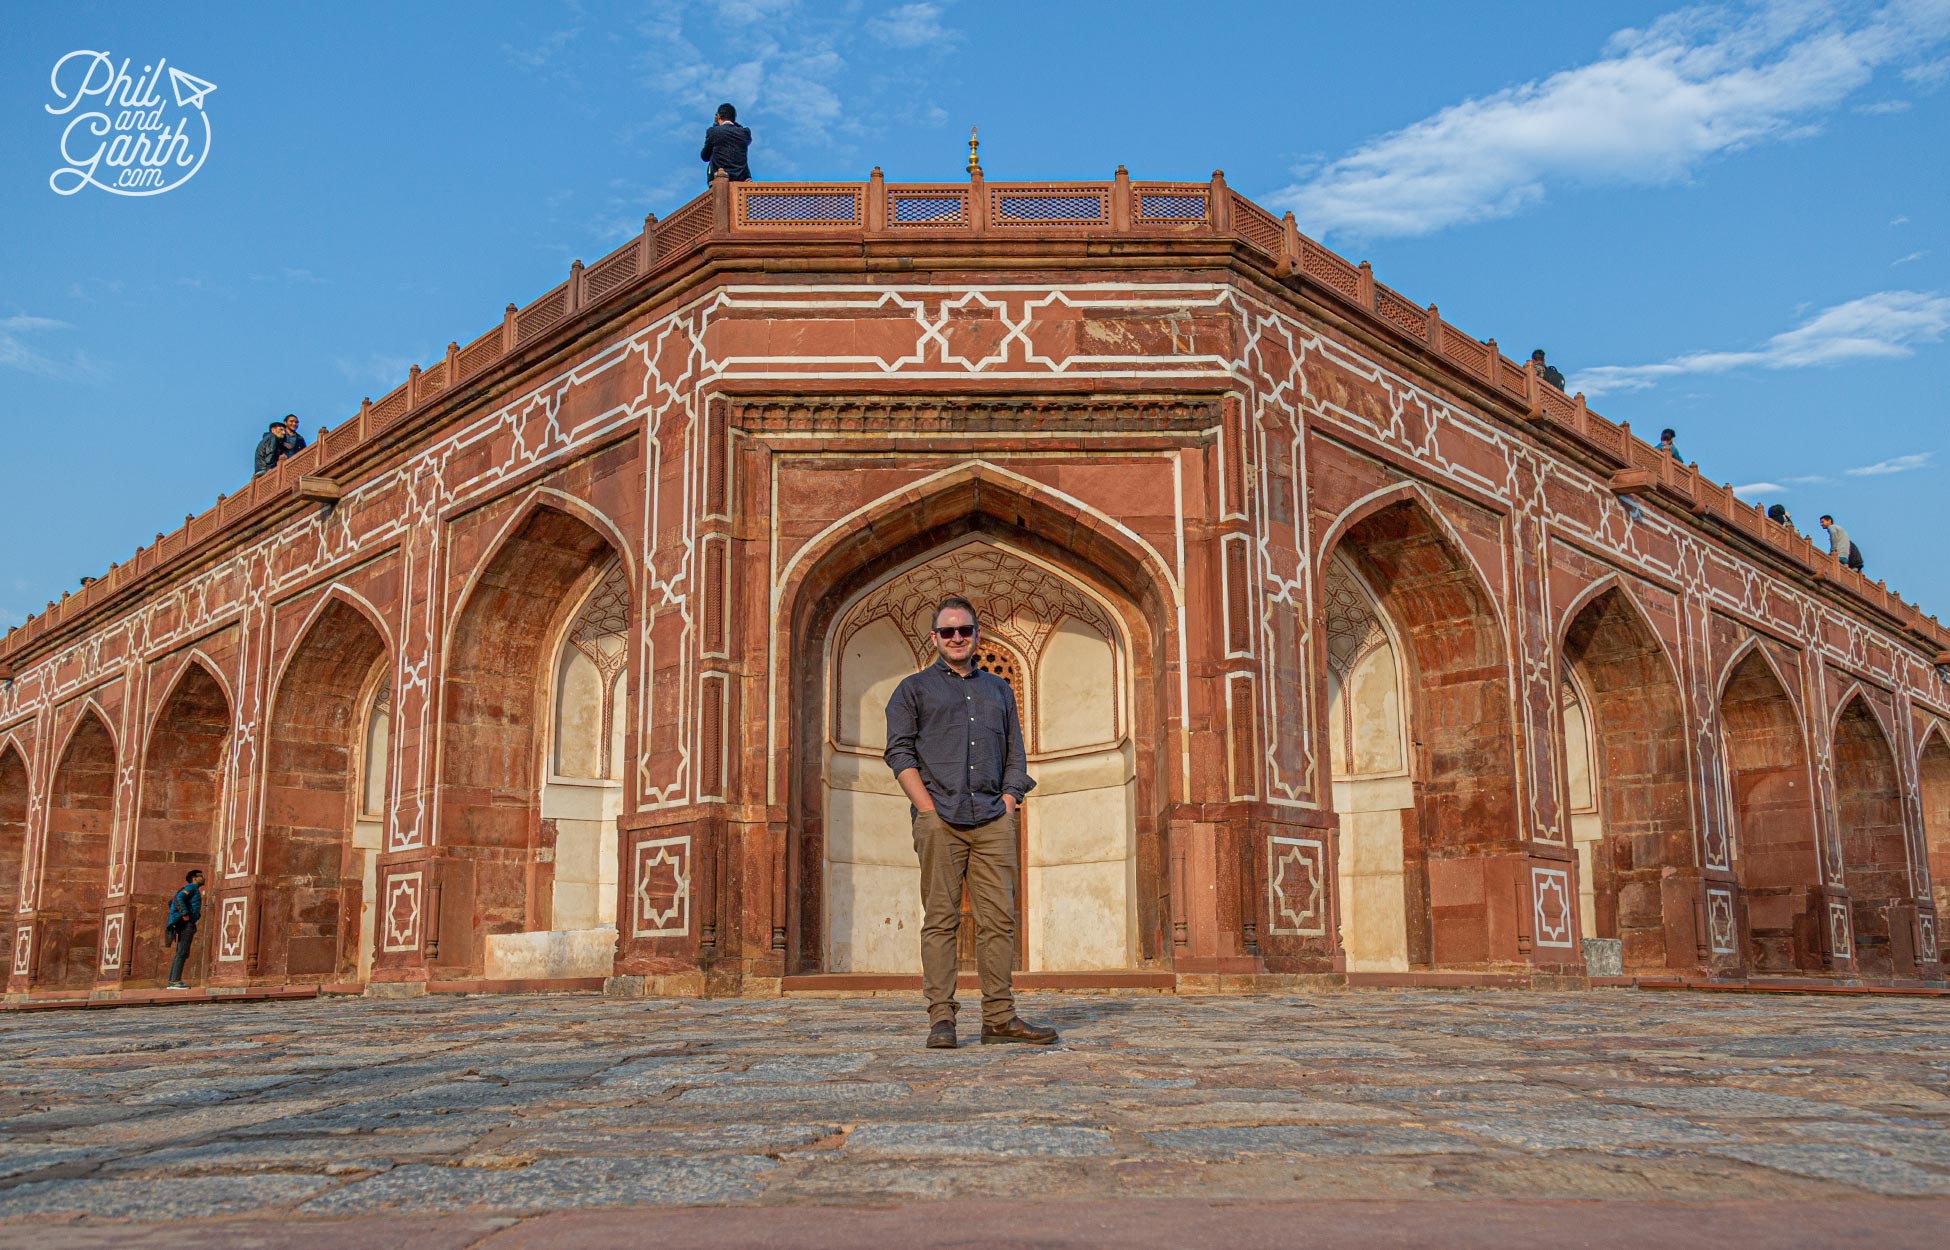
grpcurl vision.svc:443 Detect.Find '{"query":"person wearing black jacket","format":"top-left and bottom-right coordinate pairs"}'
top-left (253, 419), bottom-right (287, 475)
top-left (700, 104), bottom-right (753, 185)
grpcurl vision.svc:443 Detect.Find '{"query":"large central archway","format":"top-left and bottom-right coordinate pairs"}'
top-left (820, 539), bottom-right (1138, 973)
top-left (783, 470), bottom-right (1173, 978)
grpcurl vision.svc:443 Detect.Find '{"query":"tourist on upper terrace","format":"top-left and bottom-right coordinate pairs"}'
top-left (1768, 503), bottom-right (1794, 530)
top-left (1658, 429), bottom-right (1681, 460)
top-left (701, 103), bottom-right (753, 186)
top-left (1530, 349), bottom-right (1566, 390)
top-left (164, 869), bottom-right (205, 990)
top-left (279, 413), bottom-right (308, 460)
top-left (253, 419), bottom-right (288, 476)
top-left (884, 595), bottom-right (1058, 1051)
top-left (1820, 514), bottom-right (1865, 571)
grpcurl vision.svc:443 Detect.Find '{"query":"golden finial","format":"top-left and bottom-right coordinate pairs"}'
top-left (966, 126), bottom-right (980, 177)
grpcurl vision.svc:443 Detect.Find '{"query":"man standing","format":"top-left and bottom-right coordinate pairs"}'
top-left (253, 419), bottom-right (287, 475)
top-left (884, 596), bottom-right (1057, 1050)
top-left (700, 103), bottom-right (753, 186)
top-left (1531, 348), bottom-right (1566, 390)
top-left (164, 869), bottom-right (205, 989)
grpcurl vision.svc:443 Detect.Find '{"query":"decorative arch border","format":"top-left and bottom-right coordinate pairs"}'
top-left (1828, 681), bottom-right (1899, 750)
top-left (1313, 479), bottom-right (1511, 644)
top-left (143, 648), bottom-right (236, 744)
top-left (1552, 573), bottom-right (1686, 696)
top-left (1714, 633), bottom-right (1807, 728)
top-left (771, 457), bottom-right (1184, 804)
top-left (269, 583), bottom-right (397, 706)
top-left (437, 487), bottom-right (637, 663)
top-left (52, 696), bottom-right (120, 770)
top-left (820, 530), bottom-right (1137, 758)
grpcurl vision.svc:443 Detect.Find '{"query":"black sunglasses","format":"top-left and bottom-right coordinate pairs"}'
top-left (933, 624), bottom-right (975, 639)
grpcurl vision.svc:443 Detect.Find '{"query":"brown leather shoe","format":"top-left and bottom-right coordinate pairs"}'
top-left (980, 1016), bottom-right (1058, 1045)
top-left (926, 1020), bottom-right (957, 1049)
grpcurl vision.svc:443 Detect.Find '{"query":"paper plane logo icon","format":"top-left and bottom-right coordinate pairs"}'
top-left (168, 66), bottom-right (216, 110)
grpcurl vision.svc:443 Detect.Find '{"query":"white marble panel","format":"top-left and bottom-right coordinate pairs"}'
top-left (1029, 859), bottom-right (1133, 971)
top-left (1037, 617), bottom-right (1116, 751)
top-left (825, 861), bottom-right (924, 973)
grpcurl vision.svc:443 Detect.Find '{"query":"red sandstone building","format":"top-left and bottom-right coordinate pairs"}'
top-left (3, 168), bottom-right (1948, 1004)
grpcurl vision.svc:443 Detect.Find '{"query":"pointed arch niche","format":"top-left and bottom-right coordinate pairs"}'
top-left (1921, 727), bottom-right (1950, 928)
top-left (1720, 648), bottom-right (1821, 973)
top-left (1832, 695), bottom-right (1910, 976)
top-left (36, 710), bottom-right (116, 989)
top-left (438, 502), bottom-right (628, 980)
top-left (1321, 554), bottom-right (1411, 972)
top-left (1322, 496), bottom-right (1519, 969)
top-left (131, 661), bottom-right (232, 986)
top-left (0, 744), bottom-right (28, 976)
top-left (537, 556), bottom-right (630, 949)
top-left (1558, 586), bottom-right (1694, 972)
top-left (261, 596), bottom-right (389, 983)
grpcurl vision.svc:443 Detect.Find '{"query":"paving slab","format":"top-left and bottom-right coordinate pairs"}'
top-left (0, 988), bottom-right (1943, 1223)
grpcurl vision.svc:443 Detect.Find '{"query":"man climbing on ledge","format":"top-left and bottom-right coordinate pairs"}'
top-left (700, 103), bottom-right (753, 186)
top-left (164, 869), bottom-right (205, 990)
top-left (884, 595), bottom-right (1058, 1051)
top-left (1820, 514), bottom-right (1866, 571)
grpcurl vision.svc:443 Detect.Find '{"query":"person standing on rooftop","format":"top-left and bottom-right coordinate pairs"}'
top-left (701, 103), bottom-right (752, 186)
top-left (1658, 428), bottom-right (1681, 461)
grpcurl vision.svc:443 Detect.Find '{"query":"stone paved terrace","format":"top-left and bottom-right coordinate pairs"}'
top-left (1, 989), bottom-right (1947, 1246)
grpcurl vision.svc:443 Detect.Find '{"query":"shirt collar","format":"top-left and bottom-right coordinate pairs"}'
top-left (930, 656), bottom-right (979, 679)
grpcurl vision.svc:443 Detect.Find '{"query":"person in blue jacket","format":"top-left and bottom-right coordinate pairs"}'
top-left (164, 869), bottom-right (205, 989)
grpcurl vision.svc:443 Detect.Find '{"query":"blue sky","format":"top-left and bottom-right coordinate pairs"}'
top-left (2, 0), bottom-right (1947, 629)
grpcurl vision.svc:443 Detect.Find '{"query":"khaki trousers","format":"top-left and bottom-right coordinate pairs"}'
top-left (912, 808), bottom-right (1017, 1026)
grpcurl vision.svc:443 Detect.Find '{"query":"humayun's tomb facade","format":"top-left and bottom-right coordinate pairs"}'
top-left (3, 167), bottom-right (1948, 1005)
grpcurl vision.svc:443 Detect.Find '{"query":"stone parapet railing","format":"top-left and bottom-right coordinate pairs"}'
top-left (6, 167), bottom-right (1946, 663)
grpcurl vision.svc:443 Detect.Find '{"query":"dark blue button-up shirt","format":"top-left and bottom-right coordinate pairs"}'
top-left (884, 658), bottom-right (1034, 827)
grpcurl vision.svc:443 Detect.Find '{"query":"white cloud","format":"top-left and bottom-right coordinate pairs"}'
top-left (0, 312), bottom-right (100, 381)
top-left (868, 3), bottom-right (959, 49)
top-left (1905, 53), bottom-right (1950, 87)
top-left (713, 0), bottom-right (796, 23)
top-left (1570, 290), bottom-right (1950, 396)
top-left (1892, 249), bottom-right (1929, 265)
top-left (1733, 481), bottom-right (1786, 498)
top-left (1856, 97), bottom-right (1912, 112)
top-left (1892, 213), bottom-right (1911, 224)
top-left (1273, 1), bottom-right (1950, 240)
top-left (1846, 451), bottom-right (1934, 475)
top-left (636, 0), bottom-right (961, 160)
